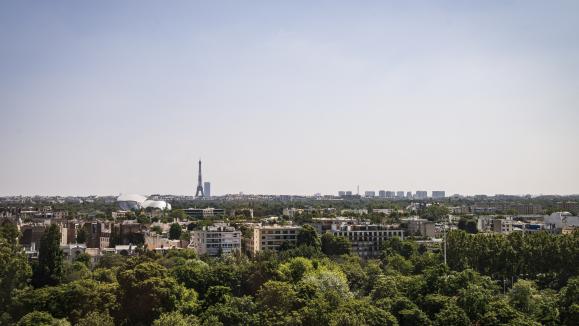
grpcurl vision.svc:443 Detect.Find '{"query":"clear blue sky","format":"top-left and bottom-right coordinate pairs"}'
top-left (1, 1), bottom-right (578, 196)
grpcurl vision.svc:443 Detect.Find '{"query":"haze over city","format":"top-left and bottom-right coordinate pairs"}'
top-left (1, 1), bottom-right (578, 196)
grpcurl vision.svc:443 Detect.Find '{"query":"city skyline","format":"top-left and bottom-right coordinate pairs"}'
top-left (1, 1), bottom-right (579, 196)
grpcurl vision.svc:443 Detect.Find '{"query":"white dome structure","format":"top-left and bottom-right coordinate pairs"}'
top-left (117, 194), bottom-right (171, 211)
top-left (142, 200), bottom-right (172, 210)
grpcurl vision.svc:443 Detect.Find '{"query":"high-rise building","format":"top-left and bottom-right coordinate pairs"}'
top-left (415, 191), bottom-right (428, 199)
top-left (396, 191), bottom-right (405, 198)
top-left (406, 191), bottom-right (412, 199)
top-left (365, 191), bottom-right (376, 198)
top-left (338, 191), bottom-right (346, 197)
top-left (432, 191), bottom-right (445, 199)
top-left (345, 191), bottom-right (353, 196)
top-left (385, 191), bottom-right (395, 199)
top-left (204, 182), bottom-right (211, 197)
top-left (378, 190), bottom-right (386, 198)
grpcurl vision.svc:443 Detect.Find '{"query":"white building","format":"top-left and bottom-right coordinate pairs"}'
top-left (189, 224), bottom-right (241, 256)
top-left (544, 212), bottom-right (579, 232)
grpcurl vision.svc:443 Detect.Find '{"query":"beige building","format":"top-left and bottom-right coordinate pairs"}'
top-left (492, 219), bottom-right (513, 234)
top-left (189, 224), bottom-right (241, 256)
top-left (245, 224), bottom-right (301, 256)
top-left (402, 217), bottom-right (436, 238)
top-left (331, 223), bottom-right (404, 258)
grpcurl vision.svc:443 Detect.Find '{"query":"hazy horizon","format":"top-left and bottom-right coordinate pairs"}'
top-left (1, 1), bottom-right (578, 197)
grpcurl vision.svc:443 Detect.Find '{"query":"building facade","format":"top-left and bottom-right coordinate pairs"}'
top-left (245, 224), bottom-right (301, 256)
top-left (189, 224), bottom-right (241, 256)
top-left (331, 223), bottom-right (404, 258)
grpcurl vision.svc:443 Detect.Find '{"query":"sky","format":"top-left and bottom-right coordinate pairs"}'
top-left (1, 1), bottom-right (578, 197)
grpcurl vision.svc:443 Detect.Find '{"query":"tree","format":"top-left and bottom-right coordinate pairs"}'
top-left (509, 279), bottom-right (537, 313)
top-left (16, 311), bottom-right (70, 326)
top-left (457, 284), bottom-right (493, 322)
top-left (169, 223), bottom-right (183, 240)
top-left (321, 233), bottom-right (351, 256)
top-left (0, 222), bottom-right (19, 246)
top-left (171, 209), bottom-right (187, 221)
top-left (421, 204), bottom-right (450, 222)
top-left (32, 224), bottom-right (64, 287)
top-left (433, 304), bottom-right (470, 326)
top-left (116, 262), bottom-right (198, 325)
top-left (559, 277), bottom-right (579, 325)
top-left (297, 225), bottom-right (320, 248)
top-left (457, 217), bottom-right (478, 234)
top-left (153, 312), bottom-right (199, 326)
top-left (257, 281), bottom-right (298, 312)
top-left (76, 311), bottom-right (115, 326)
top-left (0, 236), bottom-right (32, 318)
top-left (76, 228), bottom-right (87, 244)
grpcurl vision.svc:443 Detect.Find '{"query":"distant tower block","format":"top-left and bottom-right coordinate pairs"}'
top-left (195, 160), bottom-right (204, 198)
top-left (204, 182), bottom-right (211, 197)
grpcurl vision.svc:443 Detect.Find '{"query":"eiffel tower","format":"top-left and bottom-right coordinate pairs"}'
top-left (195, 159), bottom-right (204, 198)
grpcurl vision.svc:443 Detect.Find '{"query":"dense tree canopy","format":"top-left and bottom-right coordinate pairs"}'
top-left (0, 221), bottom-right (577, 325)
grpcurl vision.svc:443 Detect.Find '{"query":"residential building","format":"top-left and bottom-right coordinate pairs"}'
top-left (331, 223), bottom-right (404, 258)
top-left (401, 217), bottom-right (436, 238)
top-left (365, 191), bottom-right (376, 198)
top-left (310, 217), bottom-right (358, 234)
top-left (189, 224), bottom-right (241, 256)
top-left (492, 219), bottom-right (513, 234)
top-left (373, 208), bottom-right (393, 215)
top-left (396, 191), bottom-right (405, 199)
top-left (432, 191), bottom-right (446, 199)
top-left (341, 208), bottom-right (368, 215)
top-left (184, 207), bottom-right (225, 219)
top-left (378, 190), bottom-right (386, 198)
top-left (415, 191), bottom-right (428, 200)
top-left (245, 224), bottom-right (301, 256)
top-left (406, 191), bottom-right (412, 199)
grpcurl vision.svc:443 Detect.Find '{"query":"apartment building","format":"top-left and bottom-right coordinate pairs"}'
top-left (189, 224), bottom-right (241, 256)
top-left (331, 223), bottom-right (404, 258)
top-left (245, 224), bottom-right (301, 256)
top-left (492, 219), bottom-right (513, 234)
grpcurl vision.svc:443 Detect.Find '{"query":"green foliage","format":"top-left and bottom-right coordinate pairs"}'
top-left (170, 209), bottom-right (187, 221)
top-left (457, 217), bottom-right (478, 234)
top-left (559, 277), bottom-right (579, 325)
top-left (420, 204), bottom-right (450, 222)
top-left (169, 223), bottom-right (183, 240)
top-left (0, 236), bottom-right (32, 317)
top-left (32, 224), bottom-right (64, 288)
top-left (433, 304), bottom-right (470, 326)
top-left (76, 311), bottom-right (115, 326)
top-left (2, 221), bottom-right (576, 326)
top-left (321, 232), bottom-right (351, 256)
top-left (76, 228), bottom-right (87, 243)
top-left (16, 311), bottom-right (70, 326)
top-left (153, 311), bottom-right (199, 326)
top-left (297, 224), bottom-right (320, 248)
top-left (446, 230), bottom-right (579, 287)
top-left (116, 262), bottom-right (198, 325)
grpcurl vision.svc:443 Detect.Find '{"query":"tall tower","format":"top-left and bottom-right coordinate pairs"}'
top-left (195, 160), bottom-right (204, 198)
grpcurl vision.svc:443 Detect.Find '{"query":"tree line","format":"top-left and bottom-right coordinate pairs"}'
top-left (0, 221), bottom-right (578, 325)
